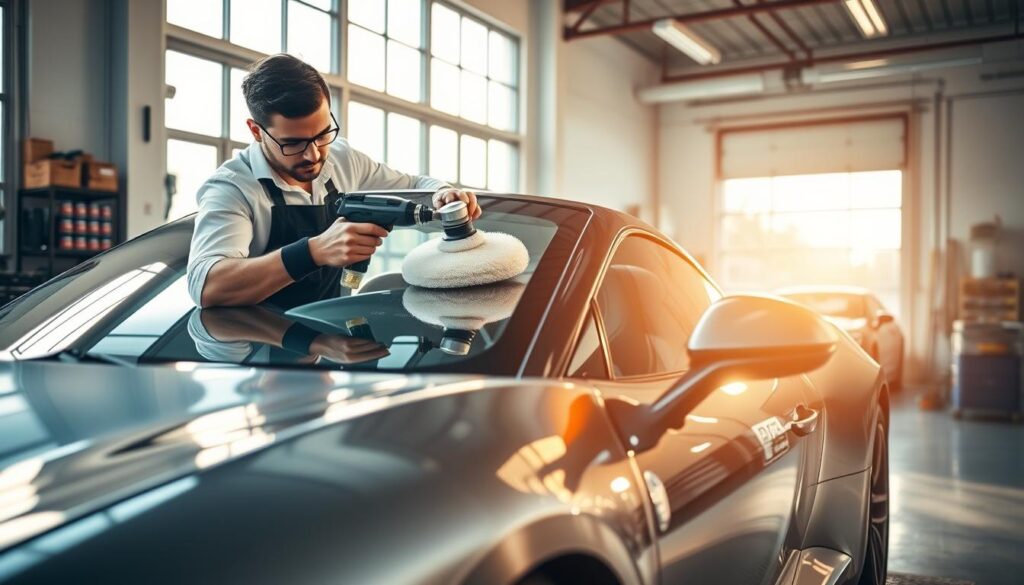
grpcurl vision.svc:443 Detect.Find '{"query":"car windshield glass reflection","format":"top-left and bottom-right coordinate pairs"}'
top-left (0, 197), bottom-right (582, 374)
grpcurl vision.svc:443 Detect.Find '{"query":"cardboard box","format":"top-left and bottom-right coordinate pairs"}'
top-left (23, 159), bottom-right (82, 189)
top-left (23, 138), bottom-right (54, 163)
top-left (86, 162), bottom-right (118, 192)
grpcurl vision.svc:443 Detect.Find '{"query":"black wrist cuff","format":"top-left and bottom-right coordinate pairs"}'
top-left (281, 237), bottom-right (318, 281)
top-left (281, 322), bottom-right (321, 354)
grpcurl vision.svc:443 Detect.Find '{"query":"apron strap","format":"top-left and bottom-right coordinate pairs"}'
top-left (325, 178), bottom-right (340, 195)
top-left (324, 178), bottom-right (344, 216)
top-left (258, 178), bottom-right (288, 207)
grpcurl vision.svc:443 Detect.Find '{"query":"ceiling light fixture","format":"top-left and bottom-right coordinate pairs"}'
top-left (652, 19), bottom-right (721, 65)
top-left (844, 0), bottom-right (889, 38)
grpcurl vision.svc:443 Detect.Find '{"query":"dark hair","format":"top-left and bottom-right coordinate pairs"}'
top-left (242, 54), bottom-right (330, 126)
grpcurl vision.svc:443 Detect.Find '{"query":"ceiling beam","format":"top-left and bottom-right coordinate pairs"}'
top-left (564, 0), bottom-right (842, 40)
top-left (735, 0), bottom-right (798, 60)
top-left (758, 0), bottom-right (814, 58)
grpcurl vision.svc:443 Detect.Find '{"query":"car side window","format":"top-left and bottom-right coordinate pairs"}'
top-left (567, 306), bottom-right (608, 379)
top-left (595, 236), bottom-right (719, 379)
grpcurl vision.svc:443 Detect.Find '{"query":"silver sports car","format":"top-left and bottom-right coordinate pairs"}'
top-left (0, 193), bottom-right (890, 584)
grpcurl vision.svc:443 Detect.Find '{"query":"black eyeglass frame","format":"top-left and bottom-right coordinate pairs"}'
top-left (257, 112), bottom-right (341, 156)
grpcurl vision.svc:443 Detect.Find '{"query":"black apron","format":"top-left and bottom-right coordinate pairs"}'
top-left (259, 177), bottom-right (345, 310)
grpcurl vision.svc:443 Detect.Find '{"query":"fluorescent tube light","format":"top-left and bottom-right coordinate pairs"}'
top-left (862, 0), bottom-right (888, 35)
top-left (844, 0), bottom-right (888, 38)
top-left (652, 19), bottom-right (721, 65)
top-left (637, 74), bottom-right (765, 103)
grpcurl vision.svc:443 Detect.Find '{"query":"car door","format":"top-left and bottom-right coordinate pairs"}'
top-left (567, 234), bottom-right (822, 585)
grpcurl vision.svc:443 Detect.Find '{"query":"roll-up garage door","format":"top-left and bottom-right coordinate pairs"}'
top-left (718, 114), bottom-right (907, 179)
top-left (714, 114), bottom-right (907, 317)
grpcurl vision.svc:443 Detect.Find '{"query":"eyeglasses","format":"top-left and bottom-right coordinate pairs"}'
top-left (257, 112), bottom-right (340, 156)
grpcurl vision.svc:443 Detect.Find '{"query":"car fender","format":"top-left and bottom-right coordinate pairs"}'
top-left (461, 513), bottom-right (646, 585)
top-left (804, 331), bottom-right (887, 483)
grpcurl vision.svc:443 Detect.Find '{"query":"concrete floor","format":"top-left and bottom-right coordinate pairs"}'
top-left (888, 388), bottom-right (1024, 585)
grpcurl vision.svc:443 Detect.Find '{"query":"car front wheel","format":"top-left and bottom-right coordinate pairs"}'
top-left (858, 414), bottom-right (889, 585)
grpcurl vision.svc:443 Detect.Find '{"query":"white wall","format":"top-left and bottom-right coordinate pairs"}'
top-left (657, 39), bottom-right (1024, 382)
top-left (110, 0), bottom-right (167, 239)
top-left (28, 0), bottom-right (111, 156)
top-left (948, 92), bottom-right (1024, 278)
top-left (560, 36), bottom-right (659, 220)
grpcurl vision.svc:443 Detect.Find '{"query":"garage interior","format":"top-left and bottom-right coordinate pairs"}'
top-left (0, 0), bottom-right (1021, 583)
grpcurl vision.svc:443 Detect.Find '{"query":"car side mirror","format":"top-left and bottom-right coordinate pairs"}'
top-left (607, 295), bottom-right (838, 452)
top-left (874, 313), bottom-right (894, 327)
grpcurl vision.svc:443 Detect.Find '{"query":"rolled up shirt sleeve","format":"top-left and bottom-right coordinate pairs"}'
top-left (345, 144), bottom-right (450, 193)
top-left (186, 180), bottom-right (255, 306)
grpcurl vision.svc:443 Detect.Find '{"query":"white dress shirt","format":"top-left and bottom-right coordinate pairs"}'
top-left (186, 139), bottom-right (449, 305)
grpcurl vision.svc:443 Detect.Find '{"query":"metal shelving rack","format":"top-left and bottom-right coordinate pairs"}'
top-left (17, 186), bottom-right (123, 276)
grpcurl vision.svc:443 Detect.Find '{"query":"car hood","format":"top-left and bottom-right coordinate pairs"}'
top-left (0, 359), bottom-right (507, 553)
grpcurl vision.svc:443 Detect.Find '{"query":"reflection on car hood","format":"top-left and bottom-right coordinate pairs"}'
top-left (0, 360), bottom-right (507, 553)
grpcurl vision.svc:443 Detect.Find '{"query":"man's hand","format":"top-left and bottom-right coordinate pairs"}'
top-left (308, 218), bottom-right (389, 268)
top-left (309, 334), bottom-right (390, 364)
top-left (433, 188), bottom-right (481, 219)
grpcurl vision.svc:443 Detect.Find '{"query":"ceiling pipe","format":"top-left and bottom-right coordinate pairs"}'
top-left (637, 74), bottom-right (767, 103)
top-left (659, 32), bottom-right (1024, 83)
top-left (564, 0), bottom-right (841, 40)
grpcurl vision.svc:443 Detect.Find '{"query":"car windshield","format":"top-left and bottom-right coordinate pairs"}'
top-left (783, 293), bottom-right (866, 318)
top-left (0, 195), bottom-right (589, 375)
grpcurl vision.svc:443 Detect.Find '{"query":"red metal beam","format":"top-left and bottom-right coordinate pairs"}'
top-left (564, 0), bottom-right (841, 40)
top-left (662, 32), bottom-right (1023, 83)
top-left (758, 0), bottom-right (813, 59)
top-left (735, 0), bottom-right (797, 61)
top-left (564, 0), bottom-right (600, 10)
top-left (565, 0), bottom-right (621, 37)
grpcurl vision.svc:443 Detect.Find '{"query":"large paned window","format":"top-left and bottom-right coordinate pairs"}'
top-left (167, 0), bottom-right (337, 71)
top-left (429, 2), bottom-right (517, 131)
top-left (717, 170), bottom-right (903, 314)
top-left (347, 0), bottom-right (424, 101)
top-left (163, 0), bottom-right (520, 224)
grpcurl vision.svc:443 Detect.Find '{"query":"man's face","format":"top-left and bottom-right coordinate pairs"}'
top-left (252, 98), bottom-right (333, 184)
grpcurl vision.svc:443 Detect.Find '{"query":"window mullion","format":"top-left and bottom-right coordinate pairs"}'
top-left (421, 0), bottom-right (429, 107)
top-left (383, 1), bottom-right (390, 97)
top-left (221, 64), bottom-right (230, 144)
top-left (334, 0), bottom-right (343, 75)
top-left (223, 0), bottom-right (231, 40)
top-left (281, 0), bottom-right (288, 54)
top-left (382, 110), bottom-right (390, 169)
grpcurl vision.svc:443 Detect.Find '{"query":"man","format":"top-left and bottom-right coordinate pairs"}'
top-left (187, 54), bottom-right (479, 308)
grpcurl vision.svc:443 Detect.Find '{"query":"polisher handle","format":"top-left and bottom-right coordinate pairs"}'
top-left (341, 223), bottom-right (394, 288)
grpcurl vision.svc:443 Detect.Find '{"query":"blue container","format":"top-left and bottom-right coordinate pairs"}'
top-left (950, 321), bottom-right (1023, 419)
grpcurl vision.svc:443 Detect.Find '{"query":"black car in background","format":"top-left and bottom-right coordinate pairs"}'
top-left (0, 194), bottom-right (890, 585)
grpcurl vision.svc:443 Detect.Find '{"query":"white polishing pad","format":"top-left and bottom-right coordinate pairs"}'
top-left (402, 281), bottom-right (526, 330)
top-left (402, 230), bottom-right (529, 289)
